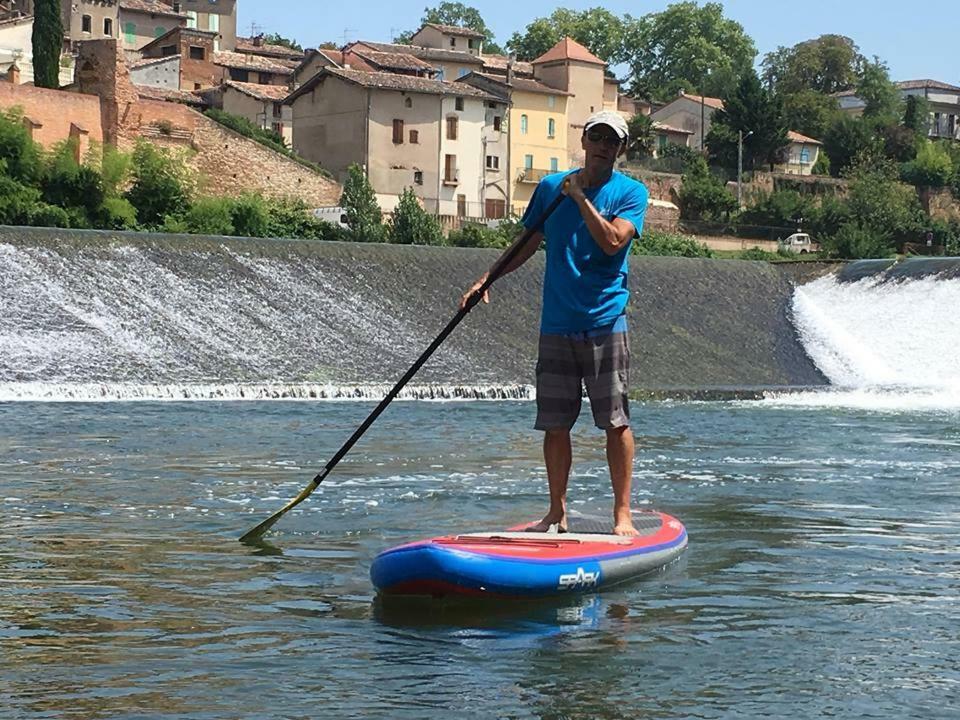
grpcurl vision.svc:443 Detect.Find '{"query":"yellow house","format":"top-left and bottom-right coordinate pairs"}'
top-left (460, 72), bottom-right (570, 216)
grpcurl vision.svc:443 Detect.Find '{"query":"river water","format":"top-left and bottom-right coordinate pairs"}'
top-left (3, 397), bottom-right (958, 719)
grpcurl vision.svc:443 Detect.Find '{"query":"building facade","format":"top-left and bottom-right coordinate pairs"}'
top-left (837, 79), bottom-right (960, 142)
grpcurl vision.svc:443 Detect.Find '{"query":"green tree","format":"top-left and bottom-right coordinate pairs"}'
top-left (622, 2), bottom-right (756, 102)
top-left (397, 3), bottom-right (502, 54)
top-left (842, 156), bottom-right (923, 252)
top-left (761, 35), bottom-right (864, 95)
top-left (627, 113), bottom-right (655, 159)
top-left (857, 58), bottom-right (900, 122)
top-left (822, 114), bottom-right (878, 176)
top-left (125, 141), bottom-right (191, 228)
top-left (339, 164), bottom-right (385, 242)
top-left (0, 107), bottom-right (43, 182)
top-left (389, 188), bottom-right (444, 245)
top-left (31, 0), bottom-right (63, 89)
top-left (677, 156), bottom-right (737, 220)
top-left (506, 7), bottom-right (626, 63)
top-left (706, 69), bottom-right (789, 170)
top-left (261, 33), bottom-right (303, 52)
top-left (901, 140), bottom-right (954, 188)
top-left (902, 94), bottom-right (931, 135)
top-left (780, 89), bottom-right (840, 141)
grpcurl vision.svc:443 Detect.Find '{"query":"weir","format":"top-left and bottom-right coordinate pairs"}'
top-left (13, 226), bottom-right (955, 403)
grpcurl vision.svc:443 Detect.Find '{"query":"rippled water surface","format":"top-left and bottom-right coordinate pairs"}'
top-left (2, 400), bottom-right (959, 719)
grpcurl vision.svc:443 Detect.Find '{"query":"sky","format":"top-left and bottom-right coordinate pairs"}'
top-left (237, 0), bottom-right (953, 85)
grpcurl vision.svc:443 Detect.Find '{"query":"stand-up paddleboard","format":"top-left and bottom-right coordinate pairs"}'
top-left (371, 510), bottom-right (687, 599)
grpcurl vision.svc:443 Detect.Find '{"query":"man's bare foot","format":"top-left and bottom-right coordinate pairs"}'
top-left (525, 514), bottom-right (567, 533)
top-left (613, 513), bottom-right (640, 537)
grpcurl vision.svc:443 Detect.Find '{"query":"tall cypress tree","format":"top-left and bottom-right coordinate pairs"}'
top-left (32, 0), bottom-right (64, 89)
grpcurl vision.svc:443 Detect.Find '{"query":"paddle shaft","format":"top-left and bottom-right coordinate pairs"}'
top-left (239, 190), bottom-right (566, 542)
top-left (310, 191), bottom-right (566, 487)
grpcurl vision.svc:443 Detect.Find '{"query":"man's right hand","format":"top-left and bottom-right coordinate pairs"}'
top-left (459, 275), bottom-right (490, 309)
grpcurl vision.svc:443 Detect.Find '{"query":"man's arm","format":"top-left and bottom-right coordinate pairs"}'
top-left (564, 174), bottom-right (636, 256)
top-left (458, 228), bottom-right (544, 308)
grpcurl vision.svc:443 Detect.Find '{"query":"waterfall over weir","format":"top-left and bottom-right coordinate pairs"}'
top-left (782, 258), bottom-right (960, 412)
top-left (1, 227), bottom-right (831, 402)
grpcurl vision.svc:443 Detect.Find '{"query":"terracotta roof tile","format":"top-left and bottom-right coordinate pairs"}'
top-left (350, 50), bottom-right (435, 73)
top-left (420, 23), bottom-right (485, 39)
top-left (214, 51), bottom-right (293, 75)
top-left (136, 84), bottom-right (207, 105)
top-left (678, 91), bottom-right (724, 110)
top-left (236, 36), bottom-right (305, 60)
top-left (532, 37), bottom-right (605, 66)
top-left (481, 54), bottom-right (534, 77)
top-left (353, 40), bottom-right (483, 65)
top-left (287, 67), bottom-right (498, 104)
top-left (119, 0), bottom-right (188, 19)
top-left (224, 80), bottom-right (291, 102)
top-left (896, 79), bottom-right (960, 92)
top-left (787, 130), bottom-right (822, 145)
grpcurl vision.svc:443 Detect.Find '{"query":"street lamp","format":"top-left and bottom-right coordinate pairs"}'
top-left (737, 129), bottom-right (753, 208)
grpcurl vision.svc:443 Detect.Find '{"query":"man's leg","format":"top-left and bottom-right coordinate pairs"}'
top-left (606, 425), bottom-right (638, 536)
top-left (527, 428), bottom-right (572, 532)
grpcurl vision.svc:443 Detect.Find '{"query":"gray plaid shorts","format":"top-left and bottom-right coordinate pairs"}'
top-left (535, 331), bottom-right (630, 430)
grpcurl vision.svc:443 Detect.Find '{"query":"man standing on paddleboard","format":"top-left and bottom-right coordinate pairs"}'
top-left (460, 110), bottom-right (649, 537)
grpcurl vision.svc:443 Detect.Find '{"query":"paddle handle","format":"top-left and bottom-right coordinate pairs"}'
top-left (311, 191), bottom-right (566, 487)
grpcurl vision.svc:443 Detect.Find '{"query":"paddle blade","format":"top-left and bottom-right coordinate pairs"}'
top-left (239, 479), bottom-right (319, 545)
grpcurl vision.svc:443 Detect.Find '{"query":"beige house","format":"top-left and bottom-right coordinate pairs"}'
top-left (117, 0), bottom-right (187, 56)
top-left (346, 40), bottom-right (483, 83)
top-left (292, 48), bottom-right (342, 89)
top-left (650, 91), bottom-right (723, 152)
top-left (286, 67), bottom-right (505, 219)
top-left (410, 23), bottom-right (484, 56)
top-left (213, 50), bottom-right (292, 86)
top-left (180, 0), bottom-right (237, 52)
top-left (60, 0), bottom-right (118, 51)
top-left (530, 37), bottom-right (607, 168)
top-left (0, 14), bottom-right (31, 82)
top-left (218, 80), bottom-right (293, 146)
top-left (780, 131), bottom-right (822, 175)
top-left (837, 79), bottom-right (960, 142)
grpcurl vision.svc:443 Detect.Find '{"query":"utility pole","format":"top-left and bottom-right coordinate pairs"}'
top-left (737, 129), bottom-right (753, 208)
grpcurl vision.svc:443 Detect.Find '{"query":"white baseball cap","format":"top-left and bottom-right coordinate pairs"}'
top-left (583, 110), bottom-right (629, 141)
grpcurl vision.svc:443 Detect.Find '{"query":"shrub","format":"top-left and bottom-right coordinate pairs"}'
top-left (448, 216), bottom-right (524, 249)
top-left (230, 193), bottom-right (270, 237)
top-left (739, 190), bottom-right (815, 229)
top-left (125, 141), bottom-right (191, 228)
top-left (901, 140), bottom-right (954, 188)
top-left (204, 108), bottom-right (286, 151)
top-left (179, 196), bottom-right (236, 235)
top-left (822, 221), bottom-right (895, 259)
top-left (0, 107), bottom-right (43, 183)
top-left (632, 229), bottom-right (713, 258)
top-left (265, 196), bottom-right (344, 240)
top-left (339, 163), bottom-right (385, 242)
top-left (389, 187), bottom-right (444, 245)
top-left (677, 158), bottom-right (737, 221)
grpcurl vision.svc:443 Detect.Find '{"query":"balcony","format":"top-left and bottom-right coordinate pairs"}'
top-left (442, 168), bottom-right (460, 185)
top-left (518, 167), bottom-right (550, 183)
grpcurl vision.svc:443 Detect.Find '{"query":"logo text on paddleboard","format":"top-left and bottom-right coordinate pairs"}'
top-left (558, 567), bottom-right (600, 590)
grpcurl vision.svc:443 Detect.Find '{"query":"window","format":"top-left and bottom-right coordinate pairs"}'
top-left (272, 102), bottom-right (282, 118)
top-left (404, 97), bottom-right (412, 108)
top-left (154, 26), bottom-right (166, 38)
top-left (189, 46), bottom-right (206, 60)
top-left (450, 37), bottom-right (456, 47)
top-left (485, 155), bottom-right (500, 170)
top-left (409, 129), bottom-right (419, 144)
top-left (457, 194), bottom-right (466, 217)
top-left (468, 39), bottom-right (478, 50)
top-left (444, 154), bottom-right (457, 181)
top-left (194, 82), bottom-right (201, 90)
top-left (485, 198), bottom-right (506, 219)
top-left (272, 121), bottom-right (284, 135)
top-left (547, 95), bottom-right (556, 109)
top-left (799, 148), bottom-right (810, 163)
top-left (446, 116), bottom-right (458, 140)
top-left (520, 114), bottom-right (528, 134)
top-left (392, 119), bottom-right (404, 144)
top-left (457, 68), bottom-right (468, 78)
top-left (103, 18), bottom-right (113, 36)
top-left (455, 97), bottom-right (464, 111)
top-left (493, 115), bottom-right (502, 132)
top-left (208, 13), bottom-right (220, 32)
top-left (124, 22), bottom-right (136, 44)
top-left (550, 157), bottom-right (559, 172)
top-left (229, 68), bottom-right (249, 82)
top-left (547, 118), bottom-right (556, 138)
top-left (81, 15), bottom-right (92, 33)
top-left (186, 11), bottom-right (198, 29)
top-left (414, 170), bottom-right (423, 185)
top-left (435, 67), bottom-right (444, 81)
top-left (161, 44), bottom-right (177, 57)
top-left (524, 154), bottom-right (533, 170)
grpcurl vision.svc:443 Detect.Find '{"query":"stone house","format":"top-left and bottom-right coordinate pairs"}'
top-left (650, 91), bottom-right (723, 152)
top-left (410, 22), bottom-right (484, 56)
top-left (291, 48), bottom-right (342, 89)
top-left (60, 0), bottom-right (119, 52)
top-left (213, 50), bottom-right (292, 86)
top-left (178, 0), bottom-right (237, 52)
top-left (137, 26), bottom-right (218, 91)
top-left (211, 80), bottom-right (292, 146)
top-left (836, 79), bottom-right (960, 142)
top-left (286, 67), bottom-right (506, 219)
top-left (117, 0), bottom-right (187, 56)
top-left (235, 34), bottom-right (302, 63)
top-left (345, 40), bottom-right (483, 83)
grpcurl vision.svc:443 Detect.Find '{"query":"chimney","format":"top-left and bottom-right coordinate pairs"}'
top-left (506, 52), bottom-right (515, 86)
top-left (172, 1), bottom-right (180, 12)
top-left (6, 62), bottom-right (20, 84)
top-left (253, 34), bottom-right (264, 47)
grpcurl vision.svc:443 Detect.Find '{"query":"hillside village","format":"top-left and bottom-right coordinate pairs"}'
top-left (1, 0), bottom-right (960, 255)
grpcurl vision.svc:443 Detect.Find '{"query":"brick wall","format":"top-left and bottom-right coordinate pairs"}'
top-left (0, 81), bottom-right (104, 148)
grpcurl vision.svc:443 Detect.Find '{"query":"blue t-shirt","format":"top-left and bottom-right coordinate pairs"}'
top-left (522, 170), bottom-right (649, 334)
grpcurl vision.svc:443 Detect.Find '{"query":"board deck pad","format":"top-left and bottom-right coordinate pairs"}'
top-left (537, 513), bottom-right (664, 536)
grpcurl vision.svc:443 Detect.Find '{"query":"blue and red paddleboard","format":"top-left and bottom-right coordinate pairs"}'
top-left (370, 510), bottom-right (687, 599)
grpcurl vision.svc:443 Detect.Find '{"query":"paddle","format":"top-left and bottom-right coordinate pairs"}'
top-left (239, 189), bottom-right (568, 544)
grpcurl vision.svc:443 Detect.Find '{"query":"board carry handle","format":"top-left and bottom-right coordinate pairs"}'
top-left (239, 189), bottom-right (568, 544)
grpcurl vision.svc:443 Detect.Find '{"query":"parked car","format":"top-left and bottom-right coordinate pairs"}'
top-left (778, 232), bottom-right (819, 254)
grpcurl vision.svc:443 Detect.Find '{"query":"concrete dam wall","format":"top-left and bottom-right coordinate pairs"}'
top-left (0, 226), bottom-right (831, 400)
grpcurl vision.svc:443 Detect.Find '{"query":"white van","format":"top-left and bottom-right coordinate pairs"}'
top-left (313, 206), bottom-right (349, 228)
top-left (778, 232), bottom-right (818, 254)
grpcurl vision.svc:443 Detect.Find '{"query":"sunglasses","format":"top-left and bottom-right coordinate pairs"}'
top-left (586, 129), bottom-right (623, 147)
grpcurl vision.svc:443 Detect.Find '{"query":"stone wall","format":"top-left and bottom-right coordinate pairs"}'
top-left (0, 80), bottom-right (104, 151)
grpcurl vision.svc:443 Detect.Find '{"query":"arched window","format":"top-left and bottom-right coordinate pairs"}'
top-left (547, 118), bottom-right (556, 138)
top-left (520, 114), bottom-right (528, 135)
top-left (405, 97), bottom-right (412, 108)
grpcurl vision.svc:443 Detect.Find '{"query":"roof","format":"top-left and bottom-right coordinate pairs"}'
top-left (129, 54), bottom-right (180, 70)
top-left (787, 130), bottom-right (822, 145)
top-left (653, 121), bottom-right (694, 135)
top-left (677, 91), bottom-right (724, 110)
top-left (213, 51), bottom-right (294, 76)
top-left (480, 54), bottom-right (534, 77)
top-left (286, 66), bottom-right (498, 105)
top-left (532, 37), bottom-right (605, 66)
top-left (458, 71), bottom-right (571, 98)
top-left (236, 36), bottom-right (305, 60)
top-left (416, 23), bottom-right (485, 40)
top-left (896, 79), bottom-right (960, 92)
top-left (0, 14), bottom-right (31, 29)
top-left (223, 80), bottom-right (291, 102)
top-left (140, 26), bottom-right (217, 54)
top-left (118, 0), bottom-right (188, 19)
top-left (350, 49), bottom-right (434, 73)
top-left (136, 84), bottom-right (207, 105)
top-left (352, 40), bottom-right (483, 66)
